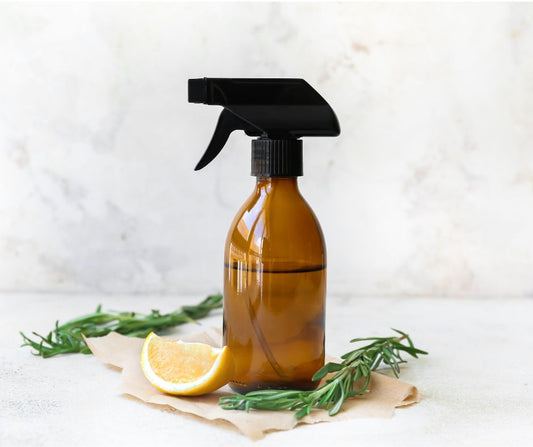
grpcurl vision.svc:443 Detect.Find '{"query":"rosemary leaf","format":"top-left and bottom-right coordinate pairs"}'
top-left (219, 329), bottom-right (427, 419)
top-left (20, 294), bottom-right (222, 358)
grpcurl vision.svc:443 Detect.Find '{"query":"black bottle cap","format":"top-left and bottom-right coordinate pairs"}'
top-left (188, 78), bottom-right (340, 173)
top-left (251, 139), bottom-right (303, 177)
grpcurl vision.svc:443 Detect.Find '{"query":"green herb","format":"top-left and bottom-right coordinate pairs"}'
top-left (20, 294), bottom-right (223, 358)
top-left (219, 328), bottom-right (427, 419)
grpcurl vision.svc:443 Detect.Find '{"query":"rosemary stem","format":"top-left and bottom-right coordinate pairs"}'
top-left (219, 329), bottom-right (427, 419)
top-left (20, 294), bottom-right (223, 358)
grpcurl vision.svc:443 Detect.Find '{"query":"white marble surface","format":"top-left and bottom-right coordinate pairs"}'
top-left (1, 3), bottom-right (533, 297)
top-left (2, 294), bottom-right (532, 446)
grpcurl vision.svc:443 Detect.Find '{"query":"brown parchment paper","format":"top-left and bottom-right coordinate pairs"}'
top-left (85, 329), bottom-right (419, 440)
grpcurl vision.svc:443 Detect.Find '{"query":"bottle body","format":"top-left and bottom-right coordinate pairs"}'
top-left (223, 177), bottom-right (326, 393)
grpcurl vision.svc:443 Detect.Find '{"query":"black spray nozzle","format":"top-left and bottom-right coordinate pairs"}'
top-left (188, 78), bottom-right (340, 171)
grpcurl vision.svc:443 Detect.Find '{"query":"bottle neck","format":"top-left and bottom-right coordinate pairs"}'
top-left (255, 176), bottom-right (299, 194)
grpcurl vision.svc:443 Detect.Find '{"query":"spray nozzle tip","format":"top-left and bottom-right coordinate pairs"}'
top-left (188, 78), bottom-right (208, 104)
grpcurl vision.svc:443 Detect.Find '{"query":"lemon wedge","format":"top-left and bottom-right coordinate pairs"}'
top-left (140, 332), bottom-right (234, 396)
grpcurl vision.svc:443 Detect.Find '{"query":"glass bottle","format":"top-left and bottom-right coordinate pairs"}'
top-left (223, 176), bottom-right (326, 393)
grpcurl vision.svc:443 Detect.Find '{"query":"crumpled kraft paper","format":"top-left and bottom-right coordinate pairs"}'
top-left (85, 329), bottom-right (419, 440)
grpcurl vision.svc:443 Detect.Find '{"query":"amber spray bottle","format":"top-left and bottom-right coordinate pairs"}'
top-left (188, 78), bottom-right (340, 393)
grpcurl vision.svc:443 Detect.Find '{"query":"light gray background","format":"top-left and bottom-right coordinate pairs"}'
top-left (1, 2), bottom-right (532, 297)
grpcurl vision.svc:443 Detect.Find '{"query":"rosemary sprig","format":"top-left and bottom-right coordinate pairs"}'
top-left (20, 294), bottom-right (223, 358)
top-left (219, 328), bottom-right (427, 419)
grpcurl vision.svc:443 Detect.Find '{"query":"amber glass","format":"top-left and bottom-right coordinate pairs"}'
top-left (223, 177), bottom-right (326, 393)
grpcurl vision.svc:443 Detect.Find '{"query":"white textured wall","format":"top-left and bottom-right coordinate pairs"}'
top-left (1, 3), bottom-right (532, 297)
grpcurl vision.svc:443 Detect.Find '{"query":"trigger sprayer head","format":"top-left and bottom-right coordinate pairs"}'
top-left (188, 78), bottom-right (340, 176)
